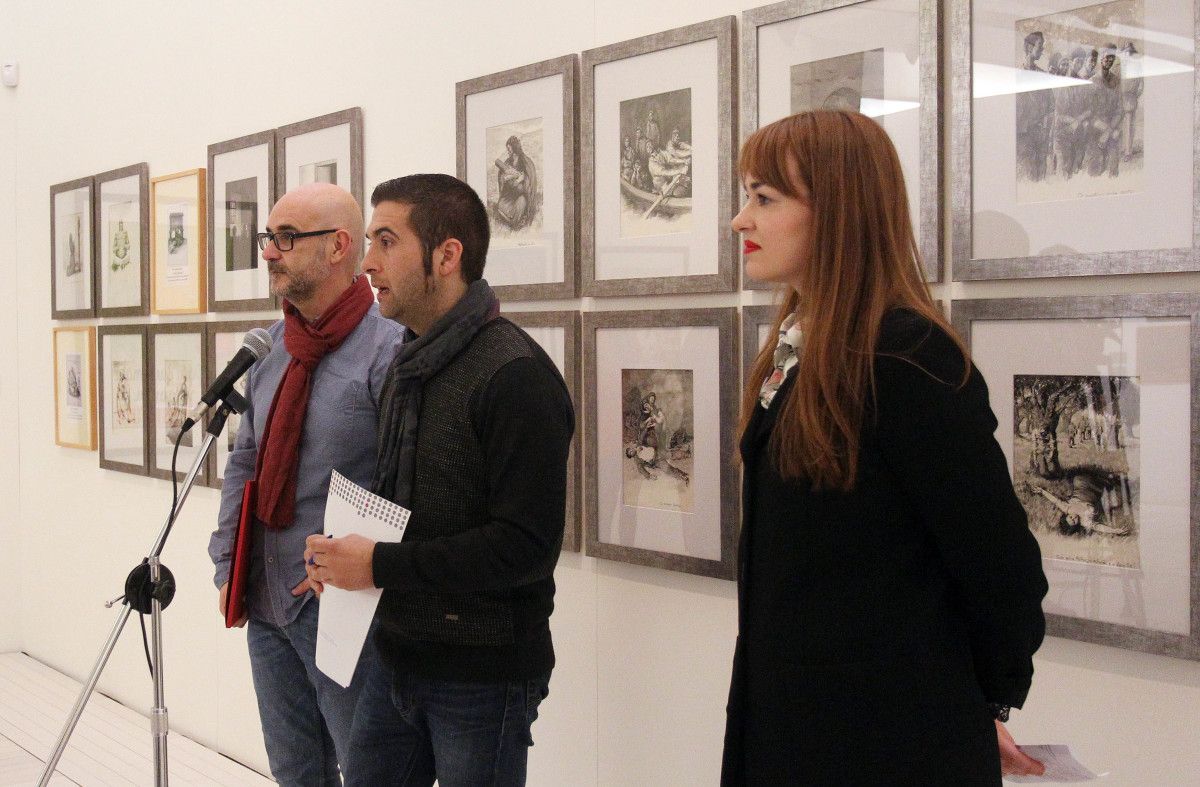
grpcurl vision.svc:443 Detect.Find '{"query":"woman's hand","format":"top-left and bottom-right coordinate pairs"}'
top-left (996, 720), bottom-right (1045, 777)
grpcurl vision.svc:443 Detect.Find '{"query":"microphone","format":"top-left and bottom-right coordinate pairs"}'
top-left (181, 328), bottom-right (272, 431)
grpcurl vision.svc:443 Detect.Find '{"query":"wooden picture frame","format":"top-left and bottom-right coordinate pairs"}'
top-left (151, 168), bottom-right (208, 314)
top-left (53, 326), bottom-right (97, 449)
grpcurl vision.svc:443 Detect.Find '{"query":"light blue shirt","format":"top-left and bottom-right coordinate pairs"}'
top-left (208, 303), bottom-right (404, 627)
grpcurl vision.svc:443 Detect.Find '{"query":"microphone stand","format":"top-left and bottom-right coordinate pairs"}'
top-left (38, 392), bottom-right (248, 787)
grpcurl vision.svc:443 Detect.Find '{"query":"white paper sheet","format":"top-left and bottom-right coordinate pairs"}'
top-left (315, 470), bottom-right (410, 687)
top-left (1005, 745), bottom-right (1098, 783)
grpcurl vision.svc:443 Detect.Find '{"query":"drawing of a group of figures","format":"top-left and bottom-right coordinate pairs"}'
top-left (1011, 373), bottom-right (1141, 568)
top-left (624, 389), bottom-right (691, 486)
top-left (1015, 0), bottom-right (1145, 197)
top-left (620, 101), bottom-right (693, 219)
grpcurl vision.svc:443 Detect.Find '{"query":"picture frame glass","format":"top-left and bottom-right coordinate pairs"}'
top-left (210, 327), bottom-right (256, 485)
top-left (284, 124), bottom-right (354, 193)
top-left (152, 331), bottom-right (205, 477)
top-left (98, 175), bottom-right (143, 310)
top-left (594, 324), bottom-right (723, 560)
top-left (54, 186), bottom-right (94, 313)
top-left (972, 315), bottom-right (1191, 635)
top-left (594, 39), bottom-right (721, 282)
top-left (212, 144), bottom-right (272, 304)
top-left (101, 332), bottom-right (147, 467)
top-left (465, 74), bottom-right (566, 287)
top-left (970, 0), bottom-right (1194, 261)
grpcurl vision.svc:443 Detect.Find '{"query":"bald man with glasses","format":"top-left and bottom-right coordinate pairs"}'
top-left (208, 183), bottom-right (404, 786)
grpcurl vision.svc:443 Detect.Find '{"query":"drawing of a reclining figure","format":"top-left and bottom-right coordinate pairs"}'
top-left (625, 392), bottom-right (690, 485)
top-left (1028, 474), bottom-right (1131, 537)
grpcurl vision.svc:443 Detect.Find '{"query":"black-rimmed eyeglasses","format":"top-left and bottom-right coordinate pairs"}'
top-left (255, 229), bottom-right (336, 252)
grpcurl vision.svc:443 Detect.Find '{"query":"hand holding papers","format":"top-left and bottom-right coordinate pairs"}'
top-left (1004, 745), bottom-right (1097, 783)
top-left (313, 470), bottom-right (410, 687)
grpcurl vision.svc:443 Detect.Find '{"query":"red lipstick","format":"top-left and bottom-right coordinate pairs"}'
top-left (743, 240), bottom-right (761, 254)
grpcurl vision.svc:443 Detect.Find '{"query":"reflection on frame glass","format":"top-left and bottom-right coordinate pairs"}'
top-left (98, 325), bottom-right (149, 474)
top-left (151, 169), bottom-right (207, 314)
top-left (276, 108), bottom-right (364, 210)
top-left (208, 130), bottom-right (276, 311)
top-left (951, 293), bottom-right (1200, 660)
top-left (95, 163), bottom-right (150, 317)
top-left (951, 0), bottom-right (1199, 279)
top-left (148, 323), bottom-right (208, 484)
top-left (53, 327), bottom-right (97, 449)
top-left (50, 177), bottom-right (96, 319)
top-left (742, 0), bottom-right (941, 285)
top-left (583, 308), bottom-right (738, 579)
top-left (458, 55), bottom-right (579, 300)
top-left (581, 17), bottom-right (737, 297)
top-left (503, 310), bottom-right (582, 551)
top-left (204, 319), bottom-right (274, 489)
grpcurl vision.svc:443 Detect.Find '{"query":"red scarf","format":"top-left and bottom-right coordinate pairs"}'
top-left (254, 275), bottom-right (375, 530)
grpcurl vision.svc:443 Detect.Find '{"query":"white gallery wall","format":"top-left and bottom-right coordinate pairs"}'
top-left (3, 0), bottom-right (1199, 784)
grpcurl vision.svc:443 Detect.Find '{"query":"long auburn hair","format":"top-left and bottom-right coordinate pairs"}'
top-left (738, 111), bottom-right (967, 492)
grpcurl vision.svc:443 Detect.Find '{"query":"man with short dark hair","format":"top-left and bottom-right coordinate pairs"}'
top-left (303, 173), bottom-right (573, 786)
top-left (208, 183), bottom-right (404, 786)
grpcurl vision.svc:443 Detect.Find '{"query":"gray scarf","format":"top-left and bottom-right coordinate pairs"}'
top-left (371, 279), bottom-right (500, 505)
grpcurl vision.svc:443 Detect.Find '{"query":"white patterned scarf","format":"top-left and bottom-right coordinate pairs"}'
top-left (758, 313), bottom-right (803, 410)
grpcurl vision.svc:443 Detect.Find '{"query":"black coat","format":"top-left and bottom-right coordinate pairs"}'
top-left (721, 310), bottom-right (1048, 786)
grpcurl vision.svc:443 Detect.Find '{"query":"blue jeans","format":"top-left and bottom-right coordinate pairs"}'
top-left (345, 659), bottom-right (550, 787)
top-left (246, 597), bottom-right (377, 787)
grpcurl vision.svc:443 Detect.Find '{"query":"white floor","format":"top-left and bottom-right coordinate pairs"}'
top-left (0, 652), bottom-right (271, 786)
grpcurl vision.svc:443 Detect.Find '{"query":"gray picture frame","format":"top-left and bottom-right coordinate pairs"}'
top-left (147, 322), bottom-right (209, 484)
top-left (208, 130), bottom-right (278, 312)
top-left (741, 303), bottom-right (778, 381)
top-left (741, 0), bottom-right (942, 285)
top-left (581, 16), bottom-right (738, 297)
top-left (94, 163), bottom-right (150, 317)
top-left (203, 319), bottom-right (275, 489)
top-left (949, 0), bottom-right (1200, 281)
top-left (503, 310), bottom-right (582, 551)
top-left (97, 324), bottom-right (150, 476)
top-left (583, 307), bottom-right (739, 580)
top-left (50, 175), bottom-right (97, 319)
top-left (457, 55), bottom-right (580, 301)
top-left (276, 107), bottom-right (364, 211)
top-left (951, 293), bottom-right (1200, 661)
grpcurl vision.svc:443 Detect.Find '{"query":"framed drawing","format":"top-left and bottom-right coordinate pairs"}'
top-left (583, 308), bottom-right (738, 579)
top-left (741, 303), bottom-right (778, 380)
top-left (50, 177), bottom-right (96, 319)
top-left (743, 0), bottom-right (942, 284)
top-left (457, 55), bottom-right (579, 300)
top-left (581, 17), bottom-right (737, 297)
top-left (53, 327), bottom-right (97, 449)
top-left (151, 169), bottom-right (207, 314)
top-left (98, 325), bottom-right (149, 475)
top-left (204, 319), bottom-right (274, 489)
top-left (148, 323), bottom-right (209, 484)
top-left (951, 293), bottom-right (1200, 660)
top-left (504, 310), bottom-right (582, 551)
top-left (208, 130), bottom-right (276, 311)
top-left (276, 107), bottom-right (364, 209)
top-left (951, 0), bottom-right (1199, 280)
top-left (95, 164), bottom-right (150, 316)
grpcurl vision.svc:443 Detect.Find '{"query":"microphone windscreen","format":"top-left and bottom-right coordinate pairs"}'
top-left (244, 328), bottom-right (273, 360)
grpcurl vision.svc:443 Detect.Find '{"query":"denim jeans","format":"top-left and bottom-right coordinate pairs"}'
top-left (246, 596), bottom-right (377, 787)
top-left (345, 659), bottom-right (550, 787)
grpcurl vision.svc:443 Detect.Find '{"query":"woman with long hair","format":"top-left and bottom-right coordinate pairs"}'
top-left (723, 110), bottom-right (1049, 784)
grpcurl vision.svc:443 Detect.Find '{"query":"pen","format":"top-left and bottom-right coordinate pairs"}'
top-left (306, 534), bottom-right (333, 565)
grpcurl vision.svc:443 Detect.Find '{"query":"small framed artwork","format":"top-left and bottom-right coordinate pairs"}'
top-left (95, 164), bottom-right (150, 316)
top-left (276, 107), bottom-right (364, 208)
top-left (503, 310), bottom-right (582, 551)
top-left (148, 323), bottom-right (209, 483)
top-left (151, 169), bottom-right (207, 314)
top-left (951, 0), bottom-right (1199, 280)
top-left (98, 325), bottom-right (149, 475)
top-left (53, 326), bottom-right (97, 450)
top-left (50, 177), bottom-right (96, 319)
top-left (583, 308), bottom-right (738, 579)
top-left (204, 319), bottom-right (274, 489)
top-left (208, 131), bottom-right (276, 312)
top-left (951, 293), bottom-right (1200, 660)
top-left (457, 55), bottom-right (579, 301)
top-left (581, 17), bottom-right (738, 297)
top-left (743, 0), bottom-right (942, 284)
top-left (741, 303), bottom-right (778, 380)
